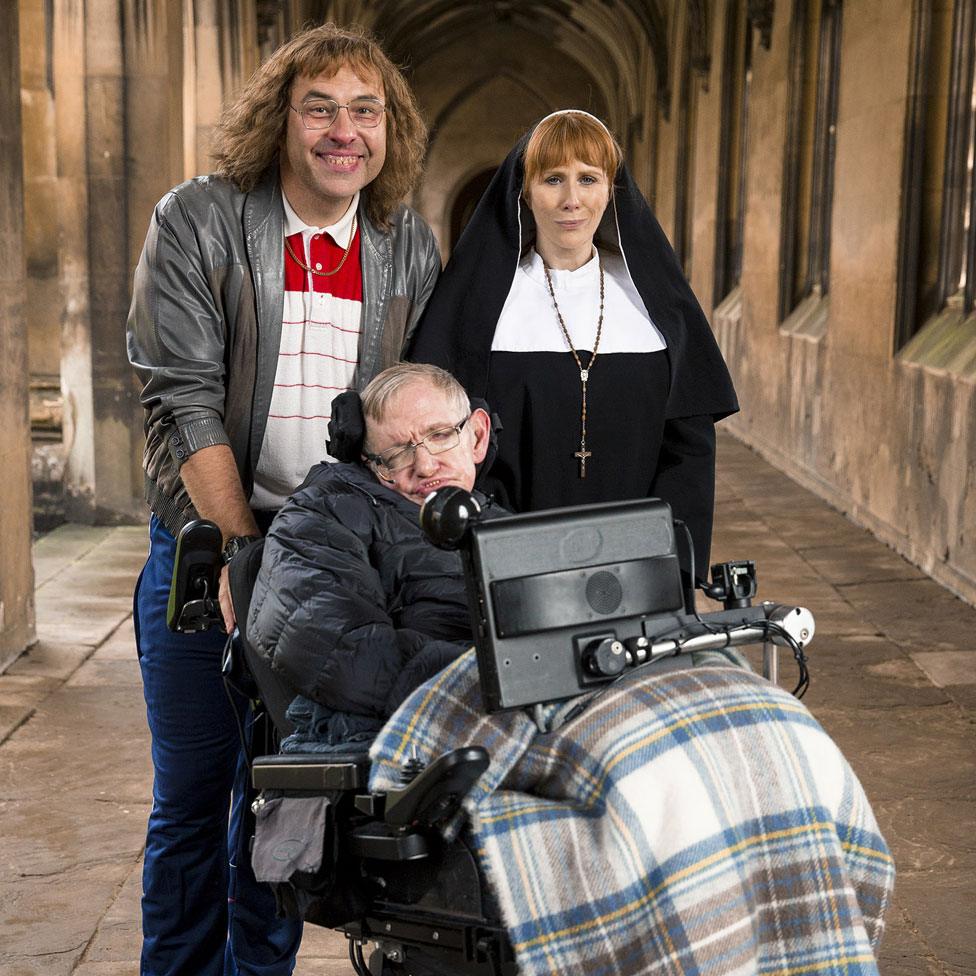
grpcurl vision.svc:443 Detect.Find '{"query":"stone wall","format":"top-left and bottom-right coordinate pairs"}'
top-left (653, 0), bottom-right (976, 606)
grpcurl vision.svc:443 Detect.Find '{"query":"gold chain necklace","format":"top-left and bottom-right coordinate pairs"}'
top-left (284, 216), bottom-right (357, 277)
top-left (542, 256), bottom-right (605, 478)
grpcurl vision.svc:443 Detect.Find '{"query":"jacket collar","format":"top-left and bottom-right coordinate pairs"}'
top-left (357, 197), bottom-right (388, 262)
top-left (329, 462), bottom-right (496, 520)
top-left (244, 168), bottom-right (286, 476)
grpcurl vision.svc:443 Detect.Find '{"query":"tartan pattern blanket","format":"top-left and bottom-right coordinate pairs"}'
top-left (370, 650), bottom-right (894, 976)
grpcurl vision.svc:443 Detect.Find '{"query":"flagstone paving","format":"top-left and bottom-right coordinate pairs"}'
top-left (1, 432), bottom-right (972, 974)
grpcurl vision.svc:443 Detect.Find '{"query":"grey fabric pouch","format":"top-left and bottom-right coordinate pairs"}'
top-left (251, 794), bottom-right (331, 884)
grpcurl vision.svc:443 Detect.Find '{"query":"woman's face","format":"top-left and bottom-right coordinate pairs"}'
top-left (524, 158), bottom-right (611, 269)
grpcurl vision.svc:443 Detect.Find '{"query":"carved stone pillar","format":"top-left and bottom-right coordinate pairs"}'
top-left (0, 3), bottom-right (37, 667)
top-left (124, 1), bottom-right (187, 272)
top-left (55, 0), bottom-right (145, 524)
top-left (20, 0), bottom-right (63, 390)
top-left (186, 0), bottom-right (259, 174)
top-left (20, 1), bottom-right (66, 528)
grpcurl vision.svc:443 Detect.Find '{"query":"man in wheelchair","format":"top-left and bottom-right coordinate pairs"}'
top-left (245, 362), bottom-right (497, 751)
top-left (175, 363), bottom-right (893, 975)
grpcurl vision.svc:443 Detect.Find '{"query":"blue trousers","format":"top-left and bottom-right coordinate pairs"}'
top-left (135, 517), bottom-right (303, 976)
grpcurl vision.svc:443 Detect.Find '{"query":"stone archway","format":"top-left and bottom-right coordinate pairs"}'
top-left (418, 72), bottom-right (550, 254)
top-left (406, 23), bottom-right (610, 258)
top-left (449, 167), bottom-right (497, 250)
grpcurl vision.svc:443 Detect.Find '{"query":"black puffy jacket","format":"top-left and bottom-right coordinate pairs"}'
top-left (248, 462), bottom-right (491, 719)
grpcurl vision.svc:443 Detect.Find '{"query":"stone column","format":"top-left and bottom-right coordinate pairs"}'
top-left (56, 0), bottom-right (146, 525)
top-left (0, 3), bottom-right (37, 667)
top-left (124, 0), bottom-right (187, 271)
top-left (20, 0), bottom-right (66, 527)
top-left (54, 0), bottom-right (96, 523)
top-left (187, 0), bottom-right (258, 174)
top-left (188, 0), bottom-right (223, 172)
top-left (19, 0), bottom-right (63, 393)
top-left (56, 0), bottom-right (263, 529)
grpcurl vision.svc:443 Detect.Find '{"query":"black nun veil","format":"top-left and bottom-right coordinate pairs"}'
top-left (408, 118), bottom-right (739, 422)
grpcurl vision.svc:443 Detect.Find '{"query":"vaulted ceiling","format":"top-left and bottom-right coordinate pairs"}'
top-left (258, 0), bottom-right (681, 134)
top-left (375, 0), bottom-right (670, 119)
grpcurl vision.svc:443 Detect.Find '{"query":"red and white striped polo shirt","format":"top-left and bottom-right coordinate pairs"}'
top-left (250, 191), bottom-right (362, 510)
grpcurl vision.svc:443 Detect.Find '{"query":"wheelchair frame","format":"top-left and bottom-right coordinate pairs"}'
top-left (168, 495), bottom-right (814, 975)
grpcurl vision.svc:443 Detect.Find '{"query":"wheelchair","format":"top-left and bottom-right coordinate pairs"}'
top-left (168, 490), bottom-right (814, 975)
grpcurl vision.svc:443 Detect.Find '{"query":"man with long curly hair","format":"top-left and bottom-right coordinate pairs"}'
top-left (126, 22), bottom-right (439, 976)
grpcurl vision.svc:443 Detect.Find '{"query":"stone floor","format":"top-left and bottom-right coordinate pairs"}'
top-left (0, 432), bottom-right (973, 975)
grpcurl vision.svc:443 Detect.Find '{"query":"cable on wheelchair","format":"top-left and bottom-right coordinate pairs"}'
top-left (220, 631), bottom-right (257, 765)
top-left (348, 937), bottom-right (371, 976)
top-left (673, 617), bottom-right (809, 698)
top-left (672, 617), bottom-right (810, 699)
top-left (673, 517), bottom-right (809, 697)
top-left (556, 612), bottom-right (810, 730)
top-left (758, 618), bottom-right (810, 698)
top-left (673, 519), bottom-right (722, 636)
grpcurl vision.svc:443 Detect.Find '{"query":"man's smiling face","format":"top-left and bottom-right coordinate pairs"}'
top-left (280, 62), bottom-right (387, 226)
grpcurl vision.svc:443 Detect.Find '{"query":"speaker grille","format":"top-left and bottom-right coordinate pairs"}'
top-left (586, 571), bottom-right (623, 614)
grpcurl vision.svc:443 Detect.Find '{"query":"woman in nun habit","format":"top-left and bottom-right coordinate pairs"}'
top-left (409, 110), bottom-right (738, 577)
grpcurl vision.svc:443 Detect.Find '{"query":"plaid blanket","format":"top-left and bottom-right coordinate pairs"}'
top-left (370, 650), bottom-right (894, 976)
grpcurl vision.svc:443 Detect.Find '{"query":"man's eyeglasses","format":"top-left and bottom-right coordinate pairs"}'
top-left (365, 417), bottom-right (470, 475)
top-left (291, 98), bottom-right (386, 130)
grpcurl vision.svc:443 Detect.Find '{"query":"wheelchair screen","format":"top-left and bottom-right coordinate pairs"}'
top-left (461, 498), bottom-right (685, 710)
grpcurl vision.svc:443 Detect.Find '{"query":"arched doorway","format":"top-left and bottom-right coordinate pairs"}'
top-left (449, 167), bottom-right (498, 251)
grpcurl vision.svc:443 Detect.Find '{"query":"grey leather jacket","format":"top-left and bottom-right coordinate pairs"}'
top-left (126, 169), bottom-right (440, 536)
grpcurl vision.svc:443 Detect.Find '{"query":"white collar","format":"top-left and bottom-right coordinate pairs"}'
top-left (523, 246), bottom-right (601, 289)
top-left (281, 189), bottom-right (360, 248)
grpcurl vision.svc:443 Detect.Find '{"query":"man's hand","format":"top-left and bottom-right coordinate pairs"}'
top-left (219, 564), bottom-right (236, 633)
top-left (179, 443), bottom-right (259, 634)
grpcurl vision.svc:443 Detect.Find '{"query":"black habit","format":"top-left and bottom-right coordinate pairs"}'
top-left (408, 122), bottom-right (738, 577)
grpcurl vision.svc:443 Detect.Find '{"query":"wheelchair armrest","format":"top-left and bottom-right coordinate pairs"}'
top-left (347, 822), bottom-right (431, 861)
top-left (382, 747), bottom-right (490, 829)
top-left (345, 748), bottom-right (490, 862)
top-left (167, 519), bottom-right (223, 632)
top-left (251, 752), bottom-right (369, 792)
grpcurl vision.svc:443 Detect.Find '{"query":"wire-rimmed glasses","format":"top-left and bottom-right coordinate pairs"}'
top-left (290, 98), bottom-right (386, 130)
top-left (365, 417), bottom-right (471, 477)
